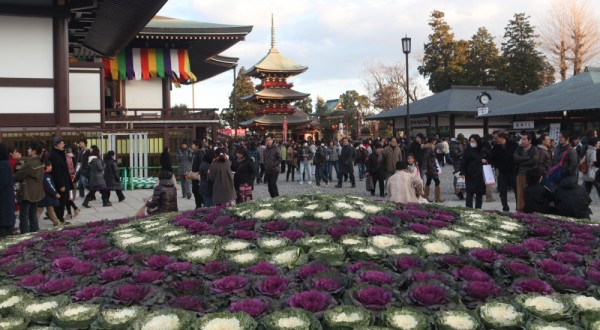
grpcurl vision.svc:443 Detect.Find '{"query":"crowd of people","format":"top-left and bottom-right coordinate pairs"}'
top-left (2, 128), bottom-right (598, 237)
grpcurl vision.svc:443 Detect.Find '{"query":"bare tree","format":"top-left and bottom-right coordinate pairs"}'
top-left (361, 62), bottom-right (421, 112)
top-left (540, 0), bottom-right (600, 79)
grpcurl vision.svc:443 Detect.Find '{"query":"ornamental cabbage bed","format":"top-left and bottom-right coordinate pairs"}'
top-left (0, 193), bottom-right (600, 329)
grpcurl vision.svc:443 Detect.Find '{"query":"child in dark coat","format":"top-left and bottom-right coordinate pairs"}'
top-left (523, 168), bottom-right (555, 215)
top-left (36, 161), bottom-right (61, 226)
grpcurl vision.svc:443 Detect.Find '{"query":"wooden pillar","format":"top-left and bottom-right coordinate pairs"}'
top-left (163, 126), bottom-right (169, 149)
top-left (434, 115), bottom-right (439, 134)
top-left (53, 16), bottom-right (69, 127)
top-left (483, 118), bottom-right (489, 136)
top-left (162, 79), bottom-right (171, 119)
top-left (450, 114), bottom-right (456, 137)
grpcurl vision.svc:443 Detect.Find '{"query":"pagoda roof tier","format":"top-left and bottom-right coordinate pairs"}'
top-left (240, 110), bottom-right (312, 127)
top-left (244, 47), bottom-right (308, 77)
top-left (241, 89), bottom-right (310, 101)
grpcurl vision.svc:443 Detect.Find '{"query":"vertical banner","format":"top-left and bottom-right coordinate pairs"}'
top-left (282, 116), bottom-right (288, 142)
top-left (339, 120), bottom-right (344, 137)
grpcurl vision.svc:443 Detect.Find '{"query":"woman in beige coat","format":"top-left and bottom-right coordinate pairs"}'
top-left (387, 160), bottom-right (424, 204)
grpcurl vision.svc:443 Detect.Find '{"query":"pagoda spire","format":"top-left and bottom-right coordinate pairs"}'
top-left (270, 14), bottom-right (276, 49)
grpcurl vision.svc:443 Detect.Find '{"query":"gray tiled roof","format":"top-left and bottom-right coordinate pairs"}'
top-left (367, 86), bottom-right (527, 120)
top-left (239, 110), bottom-right (312, 127)
top-left (240, 89), bottom-right (310, 101)
top-left (481, 67), bottom-right (600, 117)
top-left (244, 47), bottom-right (307, 76)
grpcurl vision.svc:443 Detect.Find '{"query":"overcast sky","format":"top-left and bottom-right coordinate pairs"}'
top-left (159, 0), bottom-right (600, 113)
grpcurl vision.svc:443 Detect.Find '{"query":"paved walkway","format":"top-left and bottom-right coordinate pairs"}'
top-left (38, 167), bottom-right (600, 230)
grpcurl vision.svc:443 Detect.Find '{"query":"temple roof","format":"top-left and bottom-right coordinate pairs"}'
top-left (243, 15), bottom-right (307, 76)
top-left (241, 89), bottom-right (310, 101)
top-left (240, 110), bottom-right (312, 127)
top-left (142, 16), bottom-right (253, 35)
top-left (367, 86), bottom-right (527, 120)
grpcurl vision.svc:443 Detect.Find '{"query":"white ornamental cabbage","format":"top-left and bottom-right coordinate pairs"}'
top-left (24, 301), bottom-right (58, 314)
top-left (255, 209), bottom-right (275, 220)
top-left (314, 211), bottom-right (336, 220)
top-left (572, 295), bottom-right (600, 312)
top-left (344, 211), bottom-right (365, 219)
top-left (276, 316), bottom-right (307, 328)
top-left (437, 311), bottom-right (478, 330)
top-left (280, 211), bottom-right (305, 219)
top-left (141, 314), bottom-right (180, 330)
top-left (422, 240), bottom-right (454, 255)
top-left (480, 302), bottom-right (523, 327)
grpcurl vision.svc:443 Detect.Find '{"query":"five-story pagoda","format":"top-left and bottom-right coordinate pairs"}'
top-left (240, 17), bottom-right (312, 141)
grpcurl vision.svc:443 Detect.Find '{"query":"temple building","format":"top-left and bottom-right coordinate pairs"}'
top-left (240, 18), bottom-right (313, 142)
top-left (0, 0), bottom-right (251, 168)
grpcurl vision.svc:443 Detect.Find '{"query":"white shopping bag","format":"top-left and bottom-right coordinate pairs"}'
top-left (435, 159), bottom-right (442, 175)
top-left (483, 164), bottom-right (496, 186)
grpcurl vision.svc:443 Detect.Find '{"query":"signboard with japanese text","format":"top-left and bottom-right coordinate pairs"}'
top-left (549, 123), bottom-right (561, 143)
top-left (477, 107), bottom-right (489, 116)
top-left (512, 121), bottom-right (534, 130)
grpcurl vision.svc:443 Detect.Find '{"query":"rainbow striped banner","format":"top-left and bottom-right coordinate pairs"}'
top-left (100, 48), bottom-right (196, 82)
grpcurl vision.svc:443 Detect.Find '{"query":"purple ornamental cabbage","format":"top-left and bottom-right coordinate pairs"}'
top-left (229, 298), bottom-right (268, 317)
top-left (232, 230), bottom-right (261, 240)
top-left (311, 278), bottom-right (344, 292)
top-left (234, 219), bottom-right (257, 230)
top-left (10, 263), bottom-right (37, 276)
top-left (202, 211), bottom-right (221, 224)
top-left (84, 249), bottom-right (108, 260)
top-left (369, 216), bottom-right (395, 227)
top-left (438, 255), bottom-right (466, 267)
top-left (562, 243), bottom-right (592, 255)
top-left (165, 262), bottom-right (192, 273)
top-left (469, 249), bottom-right (502, 264)
top-left (278, 229), bottom-right (305, 241)
top-left (172, 279), bottom-right (203, 293)
top-left (409, 223), bottom-right (431, 235)
top-left (395, 256), bottom-right (422, 272)
top-left (299, 221), bottom-right (323, 235)
top-left (204, 227), bottom-right (228, 237)
top-left (504, 261), bottom-right (535, 277)
top-left (214, 216), bottom-right (236, 227)
top-left (132, 270), bottom-right (164, 284)
top-left (145, 255), bottom-right (172, 270)
top-left (113, 284), bottom-right (151, 304)
top-left (70, 261), bottom-right (96, 276)
top-left (246, 262), bottom-right (279, 276)
top-left (212, 275), bottom-right (249, 294)
top-left (532, 225), bottom-right (553, 236)
top-left (99, 266), bottom-right (131, 282)
top-left (262, 220), bottom-right (289, 233)
top-left (19, 274), bottom-right (47, 287)
top-left (586, 270), bottom-right (600, 284)
top-left (500, 245), bottom-right (529, 259)
top-left (187, 221), bottom-right (211, 234)
top-left (297, 264), bottom-right (330, 279)
top-left (553, 275), bottom-right (588, 292)
top-left (73, 285), bottom-right (105, 301)
top-left (339, 219), bottom-right (362, 227)
top-left (368, 226), bottom-right (395, 236)
top-left (173, 218), bottom-right (196, 227)
top-left (407, 209), bottom-right (428, 219)
top-left (359, 270), bottom-right (394, 285)
top-left (390, 210), bottom-right (415, 222)
top-left (169, 296), bottom-right (204, 312)
top-left (409, 285), bottom-right (447, 306)
top-left (412, 272), bottom-right (445, 283)
top-left (346, 261), bottom-right (379, 273)
top-left (456, 266), bottom-right (492, 282)
top-left (428, 220), bottom-right (450, 228)
top-left (78, 238), bottom-right (108, 251)
top-left (432, 212), bottom-right (455, 222)
top-left (256, 276), bottom-right (290, 298)
top-left (201, 261), bottom-right (233, 275)
top-left (552, 252), bottom-right (583, 265)
top-left (98, 249), bottom-right (129, 263)
top-left (521, 238), bottom-right (550, 253)
top-left (38, 277), bottom-right (75, 294)
top-left (513, 279), bottom-right (553, 295)
top-left (288, 290), bottom-right (331, 313)
top-left (0, 255), bottom-right (18, 265)
top-left (51, 257), bottom-right (80, 273)
top-left (355, 286), bottom-right (392, 310)
top-left (538, 259), bottom-right (572, 275)
top-left (326, 226), bottom-right (353, 239)
top-left (464, 281), bottom-right (501, 300)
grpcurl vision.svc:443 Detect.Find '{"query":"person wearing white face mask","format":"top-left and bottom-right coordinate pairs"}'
top-left (459, 134), bottom-right (490, 209)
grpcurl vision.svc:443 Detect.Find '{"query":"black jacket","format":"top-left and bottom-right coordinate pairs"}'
top-left (408, 142), bottom-right (424, 166)
top-left (232, 157), bottom-right (256, 190)
top-left (146, 179), bottom-right (178, 215)
top-left (199, 160), bottom-right (212, 196)
top-left (460, 146), bottom-right (487, 194)
top-left (339, 144), bottom-right (354, 174)
top-left (263, 144), bottom-right (282, 173)
top-left (104, 159), bottom-right (122, 191)
top-left (554, 176), bottom-right (592, 219)
top-left (523, 184), bottom-right (553, 214)
top-left (191, 149), bottom-right (204, 181)
top-left (490, 140), bottom-right (518, 175)
top-left (313, 146), bottom-right (327, 166)
top-left (0, 160), bottom-right (15, 228)
top-left (48, 148), bottom-right (72, 191)
top-left (366, 152), bottom-right (386, 181)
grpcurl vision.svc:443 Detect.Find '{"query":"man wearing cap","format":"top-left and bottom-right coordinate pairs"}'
top-left (176, 141), bottom-right (193, 199)
top-left (48, 136), bottom-right (72, 224)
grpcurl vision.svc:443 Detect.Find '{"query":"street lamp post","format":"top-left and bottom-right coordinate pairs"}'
top-left (402, 35), bottom-right (411, 140)
top-left (355, 101), bottom-right (362, 141)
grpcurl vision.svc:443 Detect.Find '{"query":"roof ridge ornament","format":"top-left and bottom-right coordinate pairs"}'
top-left (271, 14), bottom-right (276, 49)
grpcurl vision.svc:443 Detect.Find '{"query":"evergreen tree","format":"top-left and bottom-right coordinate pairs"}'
top-left (339, 90), bottom-right (369, 138)
top-left (418, 10), bottom-right (466, 93)
top-left (499, 13), bottom-right (555, 94)
top-left (464, 27), bottom-right (502, 87)
top-left (292, 96), bottom-right (313, 114)
top-left (221, 66), bottom-right (258, 128)
top-left (314, 96), bottom-right (327, 116)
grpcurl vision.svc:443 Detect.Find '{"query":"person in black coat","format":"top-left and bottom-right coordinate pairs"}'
top-left (335, 138), bottom-right (356, 188)
top-left (491, 131), bottom-right (518, 212)
top-left (231, 147), bottom-right (256, 204)
top-left (523, 168), bottom-right (554, 214)
top-left (366, 143), bottom-right (386, 197)
top-left (199, 149), bottom-right (214, 208)
top-left (104, 151), bottom-right (125, 203)
top-left (554, 175), bottom-right (592, 219)
top-left (0, 143), bottom-right (15, 238)
top-left (460, 134), bottom-right (489, 209)
top-left (47, 137), bottom-right (72, 224)
top-left (160, 147), bottom-right (173, 172)
top-left (190, 140), bottom-right (204, 208)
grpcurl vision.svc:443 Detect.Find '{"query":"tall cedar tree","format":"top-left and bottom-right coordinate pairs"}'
top-left (222, 66), bottom-right (259, 128)
top-left (418, 10), bottom-right (467, 93)
top-left (464, 27), bottom-right (502, 87)
top-left (499, 13), bottom-right (555, 95)
top-left (314, 96), bottom-right (328, 116)
top-left (293, 96), bottom-right (313, 114)
top-left (339, 90), bottom-right (369, 138)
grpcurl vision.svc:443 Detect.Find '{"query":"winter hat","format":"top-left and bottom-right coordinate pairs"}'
top-left (52, 136), bottom-right (65, 146)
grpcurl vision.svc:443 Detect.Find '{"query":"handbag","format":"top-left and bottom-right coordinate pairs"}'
top-left (239, 185), bottom-right (253, 202)
top-left (546, 147), bottom-right (571, 184)
top-left (578, 155), bottom-right (588, 174)
top-left (483, 164), bottom-right (496, 186)
top-left (186, 170), bottom-right (200, 180)
top-left (365, 176), bottom-right (374, 191)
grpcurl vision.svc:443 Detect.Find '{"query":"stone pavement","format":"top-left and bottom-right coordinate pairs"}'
top-left (38, 165), bottom-right (600, 230)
